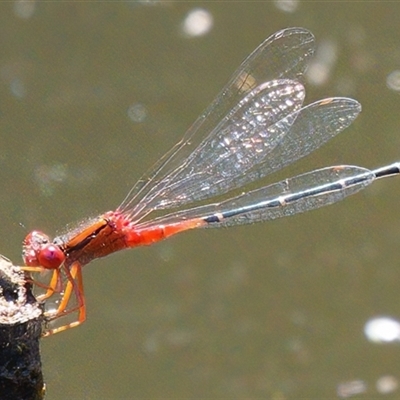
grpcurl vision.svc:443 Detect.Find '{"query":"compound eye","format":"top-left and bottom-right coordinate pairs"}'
top-left (37, 244), bottom-right (65, 269)
top-left (23, 230), bottom-right (51, 266)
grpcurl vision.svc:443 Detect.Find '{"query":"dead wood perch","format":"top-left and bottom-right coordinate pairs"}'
top-left (0, 255), bottom-right (45, 399)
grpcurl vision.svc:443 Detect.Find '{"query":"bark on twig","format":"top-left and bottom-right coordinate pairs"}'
top-left (0, 255), bottom-right (45, 400)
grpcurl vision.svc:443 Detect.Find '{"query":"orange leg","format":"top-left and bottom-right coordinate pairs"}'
top-left (22, 263), bottom-right (86, 336)
top-left (43, 262), bottom-right (86, 336)
top-left (21, 266), bottom-right (61, 300)
top-left (42, 268), bottom-right (61, 300)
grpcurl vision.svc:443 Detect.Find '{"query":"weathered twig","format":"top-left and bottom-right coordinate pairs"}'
top-left (0, 255), bottom-right (45, 400)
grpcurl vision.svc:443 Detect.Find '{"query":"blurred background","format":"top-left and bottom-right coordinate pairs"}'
top-left (1, 2), bottom-right (400, 399)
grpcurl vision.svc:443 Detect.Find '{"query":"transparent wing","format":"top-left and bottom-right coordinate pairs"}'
top-left (124, 94), bottom-right (361, 222)
top-left (119, 27), bottom-right (316, 220)
top-left (136, 165), bottom-right (375, 229)
top-left (129, 79), bottom-right (306, 214)
top-left (210, 165), bottom-right (374, 226)
top-left (240, 97), bottom-right (362, 184)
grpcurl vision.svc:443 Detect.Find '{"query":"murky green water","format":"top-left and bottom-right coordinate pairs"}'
top-left (1, 2), bottom-right (400, 399)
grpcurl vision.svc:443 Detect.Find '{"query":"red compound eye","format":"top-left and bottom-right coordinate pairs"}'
top-left (37, 244), bottom-right (65, 269)
top-left (23, 230), bottom-right (51, 266)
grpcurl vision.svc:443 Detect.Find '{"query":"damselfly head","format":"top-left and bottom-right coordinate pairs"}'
top-left (23, 230), bottom-right (65, 269)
